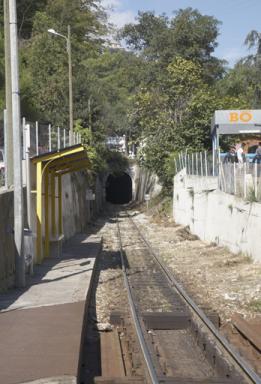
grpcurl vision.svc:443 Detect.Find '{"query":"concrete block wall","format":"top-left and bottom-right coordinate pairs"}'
top-left (174, 172), bottom-right (261, 262)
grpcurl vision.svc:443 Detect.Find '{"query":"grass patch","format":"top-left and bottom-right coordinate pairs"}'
top-left (247, 187), bottom-right (258, 203)
top-left (248, 299), bottom-right (261, 312)
top-left (146, 191), bottom-right (173, 221)
top-left (228, 204), bottom-right (233, 213)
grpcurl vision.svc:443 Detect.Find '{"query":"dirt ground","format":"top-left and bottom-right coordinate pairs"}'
top-left (132, 207), bottom-right (261, 324)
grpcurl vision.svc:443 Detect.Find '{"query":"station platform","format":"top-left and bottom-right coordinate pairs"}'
top-left (0, 233), bottom-right (102, 384)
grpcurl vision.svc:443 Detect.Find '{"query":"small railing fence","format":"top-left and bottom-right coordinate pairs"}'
top-left (175, 151), bottom-right (261, 202)
top-left (24, 119), bottom-right (82, 157)
top-left (0, 115), bottom-right (82, 189)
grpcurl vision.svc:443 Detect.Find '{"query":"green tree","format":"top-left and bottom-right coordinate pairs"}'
top-left (121, 8), bottom-right (224, 82)
top-left (20, 0), bottom-right (106, 126)
top-left (81, 49), bottom-right (145, 137)
top-left (129, 56), bottom-right (248, 188)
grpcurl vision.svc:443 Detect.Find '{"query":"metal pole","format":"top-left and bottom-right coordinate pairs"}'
top-left (36, 121), bottom-right (39, 156)
top-left (212, 135), bottom-right (215, 177)
top-left (234, 162), bottom-right (236, 195)
top-left (217, 134), bottom-right (220, 177)
top-left (4, 0), bottom-right (13, 187)
top-left (25, 123), bottom-right (33, 275)
top-left (9, 0), bottom-right (25, 287)
top-left (22, 117), bottom-right (26, 160)
top-left (205, 151), bottom-right (208, 176)
top-left (57, 126), bottom-right (60, 151)
top-left (243, 162), bottom-right (247, 199)
top-left (200, 152), bottom-right (203, 176)
top-left (254, 162), bottom-right (257, 199)
top-left (48, 124), bottom-right (51, 152)
top-left (67, 25), bottom-right (73, 137)
top-left (63, 129), bottom-right (66, 148)
top-left (25, 124), bottom-right (32, 228)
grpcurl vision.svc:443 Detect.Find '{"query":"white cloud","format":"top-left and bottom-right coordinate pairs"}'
top-left (216, 47), bottom-right (246, 67)
top-left (109, 10), bottom-right (136, 29)
top-left (100, 0), bottom-right (121, 10)
top-left (99, 0), bottom-right (136, 29)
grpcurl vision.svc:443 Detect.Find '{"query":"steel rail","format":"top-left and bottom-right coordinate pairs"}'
top-left (127, 211), bottom-right (261, 384)
top-left (117, 217), bottom-right (159, 384)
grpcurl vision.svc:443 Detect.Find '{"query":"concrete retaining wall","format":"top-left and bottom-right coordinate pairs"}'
top-left (0, 172), bottom-right (105, 291)
top-left (62, 172), bottom-right (104, 240)
top-left (0, 190), bottom-right (15, 290)
top-left (173, 172), bottom-right (261, 262)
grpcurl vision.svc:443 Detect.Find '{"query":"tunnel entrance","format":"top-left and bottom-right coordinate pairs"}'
top-left (106, 173), bottom-right (132, 204)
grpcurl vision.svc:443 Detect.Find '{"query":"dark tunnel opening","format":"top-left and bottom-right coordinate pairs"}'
top-left (106, 173), bottom-right (132, 204)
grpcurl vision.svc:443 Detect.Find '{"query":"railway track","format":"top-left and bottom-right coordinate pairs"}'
top-left (115, 210), bottom-right (261, 384)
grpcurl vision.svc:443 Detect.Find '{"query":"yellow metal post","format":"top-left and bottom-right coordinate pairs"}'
top-left (51, 171), bottom-right (56, 237)
top-left (36, 161), bottom-right (42, 263)
top-left (58, 175), bottom-right (63, 235)
top-left (44, 170), bottom-right (50, 258)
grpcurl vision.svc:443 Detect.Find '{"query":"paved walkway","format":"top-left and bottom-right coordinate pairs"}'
top-left (0, 233), bottom-right (102, 384)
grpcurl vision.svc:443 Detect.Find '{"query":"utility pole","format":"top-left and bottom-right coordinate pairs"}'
top-left (68, 25), bottom-right (73, 139)
top-left (48, 26), bottom-right (73, 141)
top-left (9, 0), bottom-right (25, 287)
top-left (4, 0), bottom-right (14, 187)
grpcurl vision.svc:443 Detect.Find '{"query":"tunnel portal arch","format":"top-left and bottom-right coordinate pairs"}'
top-left (106, 172), bottom-right (132, 204)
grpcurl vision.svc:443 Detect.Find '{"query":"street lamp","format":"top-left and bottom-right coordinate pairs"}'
top-left (48, 26), bottom-right (73, 142)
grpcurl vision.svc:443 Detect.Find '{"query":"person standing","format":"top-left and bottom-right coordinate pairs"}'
top-left (253, 142), bottom-right (261, 164)
top-left (224, 146), bottom-right (236, 163)
top-left (236, 143), bottom-right (246, 164)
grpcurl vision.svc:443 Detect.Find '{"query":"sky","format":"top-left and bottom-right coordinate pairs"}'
top-left (101, 0), bottom-right (261, 66)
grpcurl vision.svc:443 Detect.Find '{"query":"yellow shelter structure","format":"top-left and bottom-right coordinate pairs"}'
top-left (31, 144), bottom-right (91, 263)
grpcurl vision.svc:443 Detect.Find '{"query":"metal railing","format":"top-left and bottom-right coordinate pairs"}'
top-left (24, 119), bottom-right (82, 157)
top-left (219, 162), bottom-right (261, 201)
top-left (176, 151), bottom-right (261, 202)
top-left (175, 150), bottom-right (218, 177)
top-left (0, 114), bottom-right (82, 190)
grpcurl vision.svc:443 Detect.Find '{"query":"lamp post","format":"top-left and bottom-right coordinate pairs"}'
top-left (48, 26), bottom-right (73, 141)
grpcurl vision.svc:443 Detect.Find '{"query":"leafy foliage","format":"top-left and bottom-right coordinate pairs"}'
top-left (121, 8), bottom-right (224, 82)
top-left (0, 3), bottom-right (259, 185)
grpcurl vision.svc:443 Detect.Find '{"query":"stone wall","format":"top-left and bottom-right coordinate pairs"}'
top-left (173, 171), bottom-right (261, 262)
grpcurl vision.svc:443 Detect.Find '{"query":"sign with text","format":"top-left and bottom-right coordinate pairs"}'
top-left (211, 110), bottom-right (261, 135)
